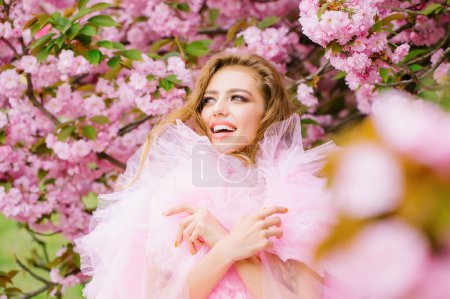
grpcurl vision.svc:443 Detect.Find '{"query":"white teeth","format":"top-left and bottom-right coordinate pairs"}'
top-left (213, 124), bottom-right (236, 133)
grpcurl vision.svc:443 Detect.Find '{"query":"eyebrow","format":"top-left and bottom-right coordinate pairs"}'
top-left (204, 88), bottom-right (253, 97)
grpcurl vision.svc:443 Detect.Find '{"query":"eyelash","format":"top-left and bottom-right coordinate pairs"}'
top-left (202, 95), bottom-right (248, 104)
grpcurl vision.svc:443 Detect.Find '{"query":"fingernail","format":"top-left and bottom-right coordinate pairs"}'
top-left (174, 240), bottom-right (178, 247)
top-left (190, 250), bottom-right (196, 255)
top-left (162, 211), bottom-right (167, 216)
top-left (284, 208), bottom-right (289, 212)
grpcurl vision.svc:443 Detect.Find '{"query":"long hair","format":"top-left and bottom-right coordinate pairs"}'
top-left (117, 52), bottom-right (295, 190)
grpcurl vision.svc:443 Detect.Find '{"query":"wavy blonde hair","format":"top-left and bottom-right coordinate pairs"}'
top-left (118, 52), bottom-right (295, 190)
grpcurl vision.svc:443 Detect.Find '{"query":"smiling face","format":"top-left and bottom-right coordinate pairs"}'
top-left (200, 65), bottom-right (266, 154)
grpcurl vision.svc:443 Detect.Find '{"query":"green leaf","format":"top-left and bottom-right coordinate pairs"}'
top-left (111, 42), bottom-right (125, 50)
top-left (165, 74), bottom-right (181, 84)
top-left (234, 35), bottom-right (245, 47)
top-left (85, 49), bottom-right (101, 64)
top-left (0, 130), bottom-right (5, 145)
top-left (78, 0), bottom-right (89, 9)
top-left (148, 38), bottom-right (172, 54)
top-left (257, 16), bottom-right (279, 30)
top-left (421, 3), bottom-right (442, 15)
top-left (73, 3), bottom-right (112, 21)
top-left (418, 90), bottom-right (439, 103)
top-left (119, 49), bottom-right (142, 61)
top-left (107, 56), bottom-right (121, 68)
top-left (89, 2), bottom-right (113, 12)
top-left (82, 191), bottom-right (98, 210)
top-left (30, 33), bottom-right (55, 50)
top-left (97, 40), bottom-right (113, 48)
top-left (38, 169), bottom-right (49, 181)
top-left (403, 49), bottom-right (429, 63)
top-left (159, 78), bottom-right (174, 91)
top-left (51, 13), bottom-right (72, 33)
top-left (408, 64), bottom-right (424, 72)
top-left (333, 70), bottom-right (347, 80)
top-left (178, 3), bottom-right (190, 11)
top-left (301, 118), bottom-right (319, 125)
top-left (36, 45), bottom-right (52, 62)
top-left (57, 125), bottom-right (76, 141)
top-left (185, 40), bottom-right (212, 57)
top-left (82, 125), bottom-right (97, 140)
top-left (208, 9), bottom-right (219, 24)
top-left (80, 24), bottom-right (97, 36)
top-left (87, 15), bottom-right (117, 27)
top-left (67, 23), bottom-right (80, 40)
top-left (90, 115), bottom-right (110, 124)
top-left (30, 22), bottom-right (44, 36)
top-left (326, 40), bottom-right (343, 54)
top-left (54, 34), bottom-right (65, 49)
top-left (317, 3), bottom-right (329, 21)
top-left (379, 67), bottom-right (390, 83)
top-left (369, 21), bottom-right (383, 33)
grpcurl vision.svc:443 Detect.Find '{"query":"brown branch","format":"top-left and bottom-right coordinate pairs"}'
top-left (407, 31), bottom-right (450, 65)
top-left (24, 74), bottom-right (125, 168)
top-left (296, 61), bottom-right (332, 85)
top-left (118, 115), bottom-right (154, 136)
top-left (197, 28), bottom-right (227, 35)
top-left (25, 74), bottom-right (60, 125)
top-left (15, 257), bottom-right (55, 286)
top-left (21, 285), bottom-right (52, 299)
top-left (96, 152), bottom-right (126, 170)
top-left (387, 23), bottom-right (413, 39)
top-left (0, 37), bottom-right (19, 56)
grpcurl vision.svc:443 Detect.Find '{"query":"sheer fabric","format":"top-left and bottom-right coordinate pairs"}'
top-left (75, 114), bottom-right (339, 298)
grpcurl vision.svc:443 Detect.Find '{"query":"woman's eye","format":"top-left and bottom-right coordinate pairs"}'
top-left (231, 95), bottom-right (247, 102)
top-left (202, 97), bottom-right (215, 104)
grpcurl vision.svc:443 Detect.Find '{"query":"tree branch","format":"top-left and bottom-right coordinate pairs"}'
top-left (20, 285), bottom-right (52, 299)
top-left (296, 61), bottom-right (332, 85)
top-left (96, 152), bottom-right (126, 170)
top-left (0, 37), bottom-right (19, 56)
top-left (15, 257), bottom-right (55, 286)
top-left (118, 114), bottom-right (154, 136)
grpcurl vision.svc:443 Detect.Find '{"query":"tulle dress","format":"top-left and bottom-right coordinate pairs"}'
top-left (74, 113), bottom-right (338, 299)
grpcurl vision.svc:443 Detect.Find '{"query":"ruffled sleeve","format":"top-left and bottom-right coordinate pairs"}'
top-left (74, 121), bottom-right (211, 299)
top-left (257, 114), bottom-right (336, 272)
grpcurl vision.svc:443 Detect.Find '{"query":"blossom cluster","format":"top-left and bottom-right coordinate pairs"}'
top-left (322, 90), bottom-right (450, 299)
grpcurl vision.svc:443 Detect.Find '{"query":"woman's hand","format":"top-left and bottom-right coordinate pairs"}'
top-left (163, 204), bottom-right (229, 254)
top-left (217, 206), bottom-right (287, 263)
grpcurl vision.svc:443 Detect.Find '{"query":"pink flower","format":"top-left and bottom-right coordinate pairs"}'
top-left (391, 43), bottom-right (410, 64)
top-left (430, 48), bottom-right (444, 66)
top-left (331, 142), bottom-right (404, 218)
top-left (0, 111), bottom-right (7, 129)
top-left (433, 62), bottom-right (450, 84)
top-left (14, 55), bottom-right (38, 74)
top-left (296, 83), bottom-right (318, 108)
top-left (70, 140), bottom-right (92, 159)
top-left (325, 220), bottom-right (429, 299)
top-left (35, 24), bottom-right (51, 39)
top-left (129, 72), bottom-right (148, 91)
top-left (372, 90), bottom-right (450, 171)
top-left (84, 95), bottom-right (106, 116)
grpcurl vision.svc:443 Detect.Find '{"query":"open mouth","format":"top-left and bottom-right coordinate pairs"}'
top-left (211, 124), bottom-right (237, 134)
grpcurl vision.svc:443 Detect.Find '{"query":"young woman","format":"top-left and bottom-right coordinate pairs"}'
top-left (75, 52), bottom-right (337, 299)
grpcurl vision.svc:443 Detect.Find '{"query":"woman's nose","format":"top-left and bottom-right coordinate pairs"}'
top-left (212, 98), bottom-right (229, 116)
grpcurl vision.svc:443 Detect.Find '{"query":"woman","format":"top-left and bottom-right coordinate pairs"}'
top-left (75, 52), bottom-right (336, 298)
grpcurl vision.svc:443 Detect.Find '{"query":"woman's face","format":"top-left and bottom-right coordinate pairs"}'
top-left (200, 65), bottom-right (266, 154)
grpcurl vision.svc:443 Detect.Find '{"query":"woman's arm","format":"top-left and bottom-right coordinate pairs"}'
top-left (232, 252), bottom-right (323, 299)
top-left (186, 240), bottom-right (234, 299)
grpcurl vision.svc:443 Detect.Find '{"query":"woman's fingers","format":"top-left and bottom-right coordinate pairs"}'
top-left (264, 227), bottom-right (283, 239)
top-left (255, 206), bottom-right (288, 219)
top-left (264, 216), bottom-right (282, 228)
top-left (163, 204), bottom-right (197, 216)
top-left (190, 230), bottom-right (204, 252)
top-left (175, 215), bottom-right (195, 247)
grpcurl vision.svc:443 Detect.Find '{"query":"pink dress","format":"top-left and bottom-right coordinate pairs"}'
top-left (75, 114), bottom-right (338, 299)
